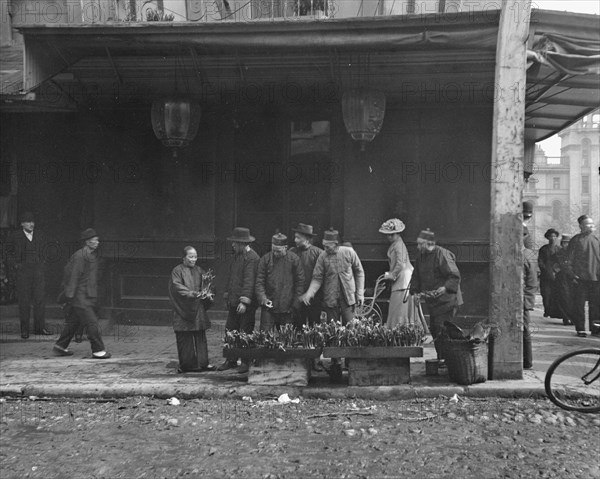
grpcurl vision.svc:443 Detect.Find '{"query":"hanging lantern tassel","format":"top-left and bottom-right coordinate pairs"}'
top-left (341, 89), bottom-right (386, 151)
top-left (151, 98), bottom-right (201, 158)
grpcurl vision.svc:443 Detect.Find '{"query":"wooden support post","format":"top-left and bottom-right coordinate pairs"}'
top-left (490, 0), bottom-right (532, 379)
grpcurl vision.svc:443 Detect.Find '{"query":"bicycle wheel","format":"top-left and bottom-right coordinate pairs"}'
top-left (545, 348), bottom-right (600, 413)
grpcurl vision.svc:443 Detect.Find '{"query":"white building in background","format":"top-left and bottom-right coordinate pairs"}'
top-left (526, 109), bottom-right (600, 248)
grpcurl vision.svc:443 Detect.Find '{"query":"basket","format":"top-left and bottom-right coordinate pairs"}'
top-left (444, 339), bottom-right (488, 385)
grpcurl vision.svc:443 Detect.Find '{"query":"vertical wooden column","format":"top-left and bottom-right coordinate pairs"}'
top-left (490, 0), bottom-right (532, 379)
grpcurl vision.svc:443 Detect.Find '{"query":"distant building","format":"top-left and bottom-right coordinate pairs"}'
top-left (525, 109), bottom-right (600, 248)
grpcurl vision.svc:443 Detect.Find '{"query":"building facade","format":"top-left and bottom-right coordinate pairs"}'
top-left (525, 109), bottom-right (600, 248)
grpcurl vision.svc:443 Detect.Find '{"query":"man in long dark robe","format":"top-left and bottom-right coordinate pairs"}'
top-left (554, 235), bottom-right (575, 326)
top-left (566, 216), bottom-right (600, 337)
top-left (169, 246), bottom-right (214, 373)
top-left (538, 228), bottom-right (561, 319)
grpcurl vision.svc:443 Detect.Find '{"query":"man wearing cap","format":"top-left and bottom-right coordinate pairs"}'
top-left (6, 211), bottom-right (51, 338)
top-left (410, 228), bottom-right (463, 363)
top-left (53, 229), bottom-right (111, 359)
top-left (256, 232), bottom-right (305, 332)
top-left (522, 201), bottom-right (534, 250)
top-left (553, 235), bottom-right (575, 326)
top-left (565, 215), bottom-right (600, 337)
top-left (218, 227), bottom-right (260, 371)
top-left (289, 223), bottom-right (323, 329)
top-left (538, 228), bottom-right (561, 319)
top-left (301, 228), bottom-right (365, 324)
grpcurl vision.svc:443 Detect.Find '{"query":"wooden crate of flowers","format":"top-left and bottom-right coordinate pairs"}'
top-left (223, 325), bottom-right (323, 386)
top-left (320, 318), bottom-right (424, 386)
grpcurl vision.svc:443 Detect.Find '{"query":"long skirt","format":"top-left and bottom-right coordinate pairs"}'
top-left (175, 330), bottom-right (208, 371)
top-left (386, 290), bottom-right (415, 328)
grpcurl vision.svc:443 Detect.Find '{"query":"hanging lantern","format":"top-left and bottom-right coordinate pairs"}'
top-left (151, 98), bottom-right (201, 157)
top-left (341, 88), bottom-right (386, 151)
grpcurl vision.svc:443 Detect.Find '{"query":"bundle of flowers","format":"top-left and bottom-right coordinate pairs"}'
top-left (223, 317), bottom-right (424, 350)
top-left (315, 317), bottom-right (424, 348)
top-left (223, 324), bottom-right (308, 351)
top-left (198, 269), bottom-right (215, 301)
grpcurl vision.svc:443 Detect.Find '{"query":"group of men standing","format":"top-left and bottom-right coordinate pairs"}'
top-left (538, 214), bottom-right (600, 338)
top-left (215, 224), bottom-right (365, 373)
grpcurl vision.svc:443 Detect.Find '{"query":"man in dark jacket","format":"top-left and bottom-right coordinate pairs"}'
top-left (256, 232), bottom-right (304, 331)
top-left (523, 247), bottom-right (538, 369)
top-left (6, 211), bottom-right (51, 338)
top-left (566, 215), bottom-right (600, 337)
top-left (218, 227), bottom-right (260, 372)
top-left (410, 228), bottom-right (463, 364)
top-left (554, 235), bottom-right (575, 326)
top-left (289, 223), bottom-right (323, 329)
top-left (53, 228), bottom-right (110, 359)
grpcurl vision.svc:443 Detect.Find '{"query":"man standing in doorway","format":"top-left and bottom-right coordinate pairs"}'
top-left (218, 227), bottom-right (260, 372)
top-left (7, 211), bottom-right (51, 339)
top-left (289, 223), bottom-right (323, 329)
top-left (301, 228), bottom-right (365, 324)
top-left (566, 215), bottom-right (600, 337)
top-left (53, 228), bottom-right (111, 359)
top-left (410, 228), bottom-right (463, 365)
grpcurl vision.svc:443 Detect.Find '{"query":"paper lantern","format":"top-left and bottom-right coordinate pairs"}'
top-left (341, 89), bottom-right (386, 151)
top-left (151, 98), bottom-right (201, 156)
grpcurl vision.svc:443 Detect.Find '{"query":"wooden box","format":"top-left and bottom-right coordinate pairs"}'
top-left (247, 358), bottom-right (311, 386)
top-left (323, 346), bottom-right (423, 386)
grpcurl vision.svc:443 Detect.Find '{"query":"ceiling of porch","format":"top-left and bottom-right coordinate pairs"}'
top-left (2, 9), bottom-right (599, 143)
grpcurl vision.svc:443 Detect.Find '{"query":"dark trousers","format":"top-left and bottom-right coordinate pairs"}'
top-left (56, 305), bottom-right (105, 353)
top-left (16, 264), bottom-right (46, 335)
top-left (323, 299), bottom-right (354, 325)
top-left (225, 306), bottom-right (256, 334)
top-left (523, 309), bottom-right (533, 368)
top-left (572, 280), bottom-right (600, 333)
top-left (175, 331), bottom-right (208, 371)
top-left (293, 301), bottom-right (322, 329)
top-left (556, 273), bottom-right (575, 325)
top-left (430, 307), bottom-right (458, 360)
top-left (225, 306), bottom-right (256, 364)
top-left (260, 309), bottom-right (293, 331)
top-left (540, 275), bottom-right (561, 318)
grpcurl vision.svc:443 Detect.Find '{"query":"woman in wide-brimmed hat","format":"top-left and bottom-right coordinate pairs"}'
top-left (378, 218), bottom-right (414, 328)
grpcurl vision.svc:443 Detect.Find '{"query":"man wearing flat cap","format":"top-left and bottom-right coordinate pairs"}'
top-left (6, 211), bottom-right (51, 338)
top-left (289, 223), bottom-right (323, 329)
top-left (301, 228), bottom-right (365, 324)
top-left (256, 232), bottom-right (305, 334)
top-left (410, 228), bottom-right (463, 364)
top-left (538, 228), bottom-right (561, 319)
top-left (565, 215), bottom-right (600, 337)
top-left (218, 227), bottom-right (260, 371)
top-left (53, 228), bottom-right (111, 359)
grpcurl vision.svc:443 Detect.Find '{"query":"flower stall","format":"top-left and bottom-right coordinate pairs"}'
top-left (222, 318), bottom-right (424, 386)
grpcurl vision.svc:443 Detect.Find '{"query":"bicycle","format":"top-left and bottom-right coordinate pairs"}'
top-left (544, 347), bottom-right (600, 413)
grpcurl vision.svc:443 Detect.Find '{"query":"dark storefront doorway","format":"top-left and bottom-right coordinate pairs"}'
top-left (234, 117), bottom-right (332, 251)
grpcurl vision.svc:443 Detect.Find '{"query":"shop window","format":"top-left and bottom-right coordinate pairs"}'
top-left (553, 177), bottom-right (560, 190)
top-left (582, 175), bottom-right (590, 194)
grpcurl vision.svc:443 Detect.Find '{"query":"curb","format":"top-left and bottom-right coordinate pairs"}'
top-left (0, 383), bottom-right (547, 401)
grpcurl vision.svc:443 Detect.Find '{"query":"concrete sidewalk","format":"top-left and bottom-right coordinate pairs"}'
top-left (1, 304), bottom-right (598, 400)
